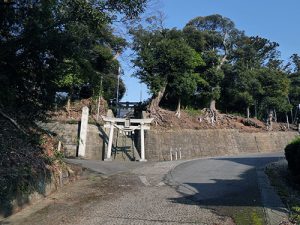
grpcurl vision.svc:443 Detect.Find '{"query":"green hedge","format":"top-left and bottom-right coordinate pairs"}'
top-left (285, 137), bottom-right (300, 176)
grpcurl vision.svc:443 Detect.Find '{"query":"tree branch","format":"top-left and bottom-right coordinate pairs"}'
top-left (0, 109), bottom-right (28, 135)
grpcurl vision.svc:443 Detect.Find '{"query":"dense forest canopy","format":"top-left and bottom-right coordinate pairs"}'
top-left (130, 14), bottom-right (300, 123)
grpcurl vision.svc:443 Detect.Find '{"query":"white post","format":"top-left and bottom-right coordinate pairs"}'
top-left (78, 106), bottom-right (89, 157)
top-left (57, 141), bottom-right (62, 152)
top-left (140, 123), bottom-right (147, 161)
top-left (105, 122), bottom-right (114, 161)
top-left (175, 151), bottom-right (178, 160)
top-left (170, 148), bottom-right (173, 161)
top-left (179, 148), bottom-right (182, 159)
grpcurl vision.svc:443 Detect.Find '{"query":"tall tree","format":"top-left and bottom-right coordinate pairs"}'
top-left (0, 0), bottom-right (147, 118)
top-left (258, 68), bottom-right (290, 125)
top-left (130, 27), bottom-right (204, 115)
top-left (287, 54), bottom-right (300, 123)
top-left (184, 14), bottom-right (242, 111)
top-left (221, 35), bottom-right (281, 118)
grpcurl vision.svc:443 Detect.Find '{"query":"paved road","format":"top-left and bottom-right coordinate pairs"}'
top-left (166, 152), bottom-right (289, 225)
top-left (1, 153), bottom-right (290, 225)
top-left (1, 161), bottom-right (234, 225)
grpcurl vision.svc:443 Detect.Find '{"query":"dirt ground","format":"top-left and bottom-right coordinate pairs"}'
top-left (48, 99), bottom-right (297, 133)
top-left (149, 108), bottom-right (297, 132)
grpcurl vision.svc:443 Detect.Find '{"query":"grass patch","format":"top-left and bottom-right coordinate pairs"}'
top-left (233, 207), bottom-right (265, 225)
top-left (184, 107), bottom-right (201, 117)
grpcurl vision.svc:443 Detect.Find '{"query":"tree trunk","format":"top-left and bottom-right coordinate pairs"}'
top-left (254, 101), bottom-right (258, 118)
top-left (66, 96), bottom-right (71, 117)
top-left (209, 54), bottom-right (227, 112)
top-left (149, 86), bottom-right (166, 112)
top-left (286, 113), bottom-right (290, 130)
top-left (290, 109), bottom-right (294, 124)
top-left (0, 109), bottom-right (28, 135)
top-left (268, 110), bottom-right (273, 131)
top-left (96, 95), bottom-right (101, 121)
top-left (175, 98), bottom-right (181, 118)
top-left (274, 109), bottom-right (277, 122)
top-left (217, 54), bottom-right (227, 70)
top-left (210, 99), bottom-right (216, 111)
top-left (246, 106), bottom-right (250, 119)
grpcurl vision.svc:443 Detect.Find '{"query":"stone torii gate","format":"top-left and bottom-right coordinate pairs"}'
top-left (102, 116), bottom-right (153, 162)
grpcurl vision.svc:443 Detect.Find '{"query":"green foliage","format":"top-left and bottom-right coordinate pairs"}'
top-left (290, 206), bottom-right (300, 223)
top-left (1, 4), bottom-right (298, 124)
top-left (183, 15), bottom-right (242, 108)
top-left (0, 0), bottom-right (147, 118)
top-left (258, 68), bottom-right (291, 114)
top-left (288, 54), bottom-right (300, 121)
top-left (233, 209), bottom-right (265, 225)
top-left (220, 33), bottom-right (291, 118)
top-left (285, 137), bottom-right (300, 177)
top-left (184, 107), bottom-right (201, 117)
top-left (131, 26), bottom-right (205, 103)
top-left (131, 14), bottom-right (298, 119)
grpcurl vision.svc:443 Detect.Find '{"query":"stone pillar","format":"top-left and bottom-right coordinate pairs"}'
top-left (105, 122), bottom-right (114, 161)
top-left (78, 106), bottom-right (89, 157)
top-left (140, 123), bottom-right (147, 162)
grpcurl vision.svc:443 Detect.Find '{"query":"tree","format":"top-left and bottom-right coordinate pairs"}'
top-left (0, 0), bottom-right (147, 118)
top-left (130, 27), bottom-right (204, 116)
top-left (258, 68), bottom-right (290, 124)
top-left (184, 14), bottom-right (242, 111)
top-left (287, 54), bottom-right (300, 123)
top-left (222, 67), bottom-right (263, 118)
top-left (221, 35), bottom-right (281, 118)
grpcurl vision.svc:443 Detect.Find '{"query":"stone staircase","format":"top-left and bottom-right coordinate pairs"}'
top-left (111, 131), bottom-right (141, 161)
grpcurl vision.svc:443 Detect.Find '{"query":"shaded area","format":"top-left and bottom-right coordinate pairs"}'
top-left (0, 117), bottom-right (54, 218)
top-left (168, 154), bottom-right (285, 224)
top-left (96, 124), bottom-right (139, 161)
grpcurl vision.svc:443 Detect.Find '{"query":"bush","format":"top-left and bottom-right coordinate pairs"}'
top-left (285, 137), bottom-right (300, 176)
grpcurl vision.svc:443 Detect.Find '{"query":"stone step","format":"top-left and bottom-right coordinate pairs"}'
top-left (111, 132), bottom-right (139, 161)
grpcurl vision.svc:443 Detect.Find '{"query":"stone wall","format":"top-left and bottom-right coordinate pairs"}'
top-left (38, 122), bottom-right (105, 160)
top-left (38, 122), bottom-right (299, 162)
top-left (0, 163), bottom-right (82, 219)
top-left (144, 129), bottom-right (299, 161)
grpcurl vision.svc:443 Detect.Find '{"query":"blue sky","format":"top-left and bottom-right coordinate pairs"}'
top-left (121, 0), bottom-right (300, 102)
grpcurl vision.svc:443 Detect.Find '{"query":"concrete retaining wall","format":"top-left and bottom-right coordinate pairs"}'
top-left (38, 122), bottom-right (105, 160)
top-left (0, 163), bottom-right (82, 219)
top-left (144, 129), bottom-right (299, 161)
top-left (39, 122), bottom-right (298, 162)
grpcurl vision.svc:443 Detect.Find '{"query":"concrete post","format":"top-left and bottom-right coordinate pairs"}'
top-left (105, 122), bottom-right (114, 161)
top-left (140, 123), bottom-right (147, 161)
top-left (78, 106), bottom-right (89, 157)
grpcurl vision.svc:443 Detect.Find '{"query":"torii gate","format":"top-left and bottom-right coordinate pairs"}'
top-left (102, 116), bottom-right (153, 161)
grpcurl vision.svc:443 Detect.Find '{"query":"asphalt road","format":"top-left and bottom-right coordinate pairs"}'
top-left (1, 152), bottom-right (290, 225)
top-left (167, 152), bottom-right (288, 224)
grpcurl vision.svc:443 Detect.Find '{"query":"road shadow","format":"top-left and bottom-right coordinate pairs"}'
top-left (168, 155), bottom-right (287, 216)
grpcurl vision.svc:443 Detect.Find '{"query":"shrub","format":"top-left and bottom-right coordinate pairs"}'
top-left (285, 137), bottom-right (300, 176)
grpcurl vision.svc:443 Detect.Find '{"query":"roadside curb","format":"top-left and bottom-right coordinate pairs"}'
top-left (256, 166), bottom-right (290, 225)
